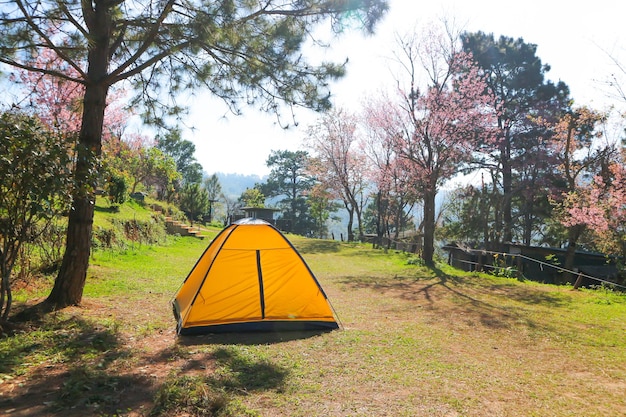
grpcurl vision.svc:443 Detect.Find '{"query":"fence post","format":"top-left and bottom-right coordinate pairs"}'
top-left (573, 272), bottom-right (584, 290)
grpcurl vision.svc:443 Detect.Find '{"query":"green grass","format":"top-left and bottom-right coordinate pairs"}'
top-left (92, 197), bottom-right (157, 229)
top-left (2, 234), bottom-right (625, 417)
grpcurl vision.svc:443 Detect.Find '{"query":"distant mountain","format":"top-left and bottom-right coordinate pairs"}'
top-left (214, 172), bottom-right (267, 199)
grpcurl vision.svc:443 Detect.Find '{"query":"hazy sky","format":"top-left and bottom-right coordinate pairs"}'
top-left (161, 0), bottom-right (626, 176)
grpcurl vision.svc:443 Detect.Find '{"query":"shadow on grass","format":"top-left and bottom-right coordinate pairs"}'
top-left (149, 345), bottom-right (291, 416)
top-left (432, 266), bottom-right (572, 307)
top-left (338, 274), bottom-right (418, 293)
top-left (94, 205), bottom-right (119, 213)
top-left (295, 239), bottom-right (342, 254)
top-left (0, 314), bottom-right (150, 417)
top-left (157, 342), bottom-right (294, 389)
top-left (339, 265), bottom-right (572, 331)
top-left (211, 346), bottom-right (289, 392)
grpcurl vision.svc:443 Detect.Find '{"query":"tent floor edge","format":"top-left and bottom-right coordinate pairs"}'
top-left (178, 320), bottom-right (339, 335)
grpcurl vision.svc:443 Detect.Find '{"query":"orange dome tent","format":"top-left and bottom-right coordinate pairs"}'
top-left (172, 218), bottom-right (339, 334)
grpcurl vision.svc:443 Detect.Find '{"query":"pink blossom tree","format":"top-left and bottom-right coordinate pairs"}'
top-left (12, 49), bottom-right (83, 133)
top-left (543, 106), bottom-right (615, 282)
top-left (13, 49), bottom-right (128, 144)
top-left (306, 108), bottom-right (370, 242)
top-left (384, 26), bottom-right (496, 265)
top-left (361, 94), bottom-right (418, 246)
top-left (560, 151), bottom-right (625, 264)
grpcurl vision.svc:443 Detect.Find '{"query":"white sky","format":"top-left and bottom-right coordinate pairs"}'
top-left (150, 0), bottom-right (626, 176)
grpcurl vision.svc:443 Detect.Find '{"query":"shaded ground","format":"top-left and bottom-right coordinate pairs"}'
top-left (1, 302), bottom-right (173, 416)
top-left (1, 299), bottom-right (331, 417)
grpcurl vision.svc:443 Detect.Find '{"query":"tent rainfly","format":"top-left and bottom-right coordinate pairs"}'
top-left (172, 218), bottom-right (339, 335)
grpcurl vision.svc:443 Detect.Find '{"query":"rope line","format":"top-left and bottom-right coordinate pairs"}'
top-left (450, 249), bottom-right (626, 290)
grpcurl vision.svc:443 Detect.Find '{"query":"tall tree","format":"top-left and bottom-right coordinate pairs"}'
top-left (259, 150), bottom-right (315, 235)
top-left (155, 128), bottom-right (203, 185)
top-left (238, 187), bottom-right (266, 208)
top-left (204, 174), bottom-right (222, 202)
top-left (570, 156), bottom-right (626, 261)
top-left (384, 25), bottom-right (495, 265)
top-left (544, 107), bottom-right (611, 281)
top-left (462, 31), bottom-right (571, 245)
top-left (307, 183), bottom-right (339, 239)
top-left (115, 146), bottom-right (179, 194)
top-left (0, 0), bottom-right (387, 309)
top-left (362, 94), bottom-right (418, 244)
top-left (179, 183), bottom-right (210, 226)
top-left (203, 174), bottom-right (222, 222)
top-left (438, 180), bottom-right (498, 245)
top-left (306, 108), bottom-right (369, 241)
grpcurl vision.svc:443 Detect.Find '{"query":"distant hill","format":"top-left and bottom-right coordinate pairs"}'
top-left (214, 172), bottom-right (266, 199)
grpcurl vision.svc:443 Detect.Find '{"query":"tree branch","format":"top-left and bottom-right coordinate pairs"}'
top-left (14, 0), bottom-right (86, 78)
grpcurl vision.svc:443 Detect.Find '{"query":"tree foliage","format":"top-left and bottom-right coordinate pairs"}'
top-left (238, 187), bottom-right (266, 208)
top-left (105, 172), bottom-right (128, 207)
top-left (156, 128), bottom-right (203, 185)
top-left (379, 24), bottom-right (496, 265)
top-left (306, 108), bottom-right (369, 241)
top-left (204, 174), bottom-right (222, 201)
top-left (259, 149), bottom-right (315, 235)
top-left (462, 31), bottom-right (571, 245)
top-left (0, 110), bottom-right (73, 319)
top-left (307, 183), bottom-right (339, 239)
top-left (544, 107), bottom-right (616, 278)
top-left (179, 183), bottom-right (209, 226)
top-left (361, 93), bottom-right (420, 242)
top-left (203, 174), bottom-right (222, 222)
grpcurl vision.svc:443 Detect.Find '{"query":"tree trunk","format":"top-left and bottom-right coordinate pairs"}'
top-left (355, 203), bottom-right (364, 241)
top-left (46, 195), bottom-right (96, 307)
top-left (375, 191), bottom-right (382, 249)
top-left (422, 187), bottom-right (436, 266)
top-left (1, 245), bottom-right (15, 320)
top-left (346, 206), bottom-right (355, 242)
top-left (45, 1), bottom-right (111, 309)
top-left (490, 170), bottom-right (501, 249)
top-left (1, 269), bottom-right (11, 321)
top-left (522, 202), bottom-right (533, 246)
top-left (501, 140), bottom-right (513, 243)
top-left (562, 224), bottom-right (583, 285)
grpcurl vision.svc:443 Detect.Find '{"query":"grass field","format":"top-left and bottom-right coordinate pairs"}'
top-left (1, 231), bottom-right (625, 417)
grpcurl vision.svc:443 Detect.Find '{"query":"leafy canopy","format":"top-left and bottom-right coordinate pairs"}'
top-left (0, 0), bottom-right (389, 125)
top-left (0, 110), bottom-right (73, 319)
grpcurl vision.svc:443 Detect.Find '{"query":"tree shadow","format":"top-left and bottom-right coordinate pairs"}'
top-left (141, 343), bottom-right (293, 417)
top-left (337, 265), bottom-right (568, 331)
top-left (428, 265), bottom-right (572, 308)
top-left (94, 205), bottom-right (118, 213)
top-left (209, 346), bottom-right (289, 392)
top-left (338, 274), bottom-right (417, 293)
top-left (1, 314), bottom-right (121, 374)
top-left (10, 299), bottom-right (59, 324)
top-left (0, 314), bottom-right (153, 417)
top-left (295, 239), bottom-right (342, 254)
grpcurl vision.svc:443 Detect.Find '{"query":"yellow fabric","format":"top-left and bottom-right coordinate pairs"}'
top-left (260, 248), bottom-right (334, 321)
top-left (175, 226), bottom-right (234, 323)
top-left (175, 222), bottom-right (336, 330)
